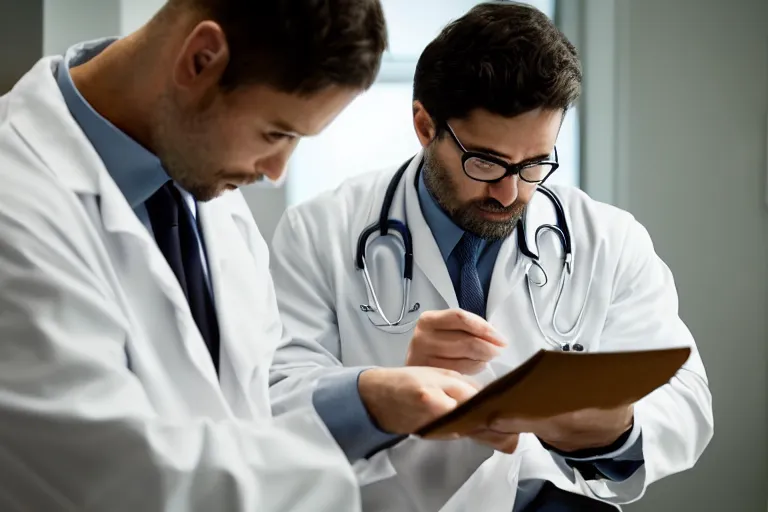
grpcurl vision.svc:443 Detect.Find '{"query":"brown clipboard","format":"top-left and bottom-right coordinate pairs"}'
top-left (417, 346), bottom-right (691, 438)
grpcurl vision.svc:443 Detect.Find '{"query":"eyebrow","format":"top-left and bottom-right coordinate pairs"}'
top-left (465, 144), bottom-right (552, 166)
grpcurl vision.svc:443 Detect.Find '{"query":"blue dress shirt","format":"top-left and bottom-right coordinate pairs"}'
top-left (417, 167), bottom-right (503, 300)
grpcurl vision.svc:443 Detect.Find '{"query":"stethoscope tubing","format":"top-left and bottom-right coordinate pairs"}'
top-left (356, 156), bottom-right (587, 349)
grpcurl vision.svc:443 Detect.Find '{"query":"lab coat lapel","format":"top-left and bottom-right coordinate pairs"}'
top-left (485, 190), bottom-right (551, 319)
top-left (485, 190), bottom-right (565, 371)
top-left (94, 156), bottom-right (223, 388)
top-left (485, 231), bottom-right (525, 320)
top-left (402, 156), bottom-right (459, 310)
top-left (197, 200), bottom-right (276, 419)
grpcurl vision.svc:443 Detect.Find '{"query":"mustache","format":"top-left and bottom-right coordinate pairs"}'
top-left (473, 199), bottom-right (521, 213)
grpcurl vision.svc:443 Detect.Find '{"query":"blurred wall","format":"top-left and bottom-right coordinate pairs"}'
top-left (581, 0), bottom-right (768, 510)
top-left (0, 0), bottom-right (43, 94)
top-left (43, 0), bottom-right (121, 56)
top-left (120, 0), bottom-right (163, 35)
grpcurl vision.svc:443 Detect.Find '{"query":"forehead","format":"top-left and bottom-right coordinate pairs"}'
top-left (223, 84), bottom-right (361, 136)
top-left (449, 108), bottom-right (563, 161)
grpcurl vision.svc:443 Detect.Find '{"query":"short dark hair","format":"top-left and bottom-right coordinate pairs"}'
top-left (413, 1), bottom-right (581, 128)
top-left (163, 0), bottom-right (388, 94)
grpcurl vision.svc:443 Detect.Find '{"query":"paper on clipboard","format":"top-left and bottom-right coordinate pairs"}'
top-left (417, 346), bottom-right (691, 438)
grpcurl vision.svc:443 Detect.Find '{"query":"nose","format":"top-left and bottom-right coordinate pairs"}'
top-left (488, 175), bottom-right (519, 207)
top-left (257, 146), bottom-right (293, 183)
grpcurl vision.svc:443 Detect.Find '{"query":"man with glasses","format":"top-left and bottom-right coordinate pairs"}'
top-left (268, 2), bottom-right (712, 511)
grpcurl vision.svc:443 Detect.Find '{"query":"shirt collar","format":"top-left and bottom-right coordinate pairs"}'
top-left (417, 167), bottom-right (466, 262)
top-left (56, 38), bottom-right (169, 208)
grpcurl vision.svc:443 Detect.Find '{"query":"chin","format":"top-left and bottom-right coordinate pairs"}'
top-left (186, 184), bottom-right (223, 203)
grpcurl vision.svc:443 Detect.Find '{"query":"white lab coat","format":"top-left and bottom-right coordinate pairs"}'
top-left (269, 153), bottom-right (714, 512)
top-left (0, 57), bottom-right (361, 512)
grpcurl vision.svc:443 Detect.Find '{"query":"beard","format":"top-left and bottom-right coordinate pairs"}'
top-left (150, 92), bottom-right (236, 202)
top-left (422, 148), bottom-right (526, 241)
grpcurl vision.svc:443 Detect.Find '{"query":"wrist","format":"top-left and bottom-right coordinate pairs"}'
top-left (311, 368), bottom-right (398, 461)
top-left (542, 417), bottom-right (636, 458)
top-left (357, 368), bottom-right (389, 432)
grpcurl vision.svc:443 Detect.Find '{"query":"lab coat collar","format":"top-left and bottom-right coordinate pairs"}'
top-left (486, 189), bottom-right (556, 318)
top-left (403, 153), bottom-right (460, 309)
top-left (56, 38), bottom-right (169, 209)
top-left (10, 57), bottom-right (105, 197)
top-left (9, 56), bottom-right (153, 239)
top-left (9, 56), bottom-right (223, 387)
top-left (416, 169), bottom-right (465, 262)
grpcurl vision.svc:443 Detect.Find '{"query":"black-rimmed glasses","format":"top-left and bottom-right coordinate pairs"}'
top-left (444, 123), bottom-right (559, 184)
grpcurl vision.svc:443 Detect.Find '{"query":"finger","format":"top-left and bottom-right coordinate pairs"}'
top-left (425, 357), bottom-right (489, 375)
top-left (422, 389), bottom-right (459, 415)
top-left (489, 417), bottom-right (535, 434)
top-left (420, 431), bottom-right (462, 441)
top-left (469, 428), bottom-right (511, 444)
top-left (431, 310), bottom-right (508, 347)
top-left (497, 434), bottom-right (521, 454)
top-left (427, 433), bottom-right (462, 441)
top-left (438, 375), bottom-right (481, 403)
top-left (420, 332), bottom-right (502, 361)
top-left (439, 370), bottom-right (483, 390)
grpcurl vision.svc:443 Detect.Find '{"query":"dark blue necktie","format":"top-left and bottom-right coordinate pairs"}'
top-left (454, 232), bottom-right (486, 318)
top-left (145, 182), bottom-right (220, 372)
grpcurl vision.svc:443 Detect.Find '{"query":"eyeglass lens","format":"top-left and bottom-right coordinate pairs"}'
top-left (464, 156), bottom-right (554, 183)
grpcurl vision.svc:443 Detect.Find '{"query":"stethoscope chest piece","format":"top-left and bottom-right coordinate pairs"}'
top-left (526, 260), bottom-right (548, 287)
top-left (356, 159), bottom-right (417, 327)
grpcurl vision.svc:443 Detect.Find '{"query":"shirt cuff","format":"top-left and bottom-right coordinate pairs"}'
top-left (543, 422), bottom-right (645, 483)
top-left (561, 421), bottom-right (643, 462)
top-left (312, 367), bottom-right (400, 462)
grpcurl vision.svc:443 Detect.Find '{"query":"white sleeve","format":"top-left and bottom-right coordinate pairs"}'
top-left (269, 207), bottom-right (502, 512)
top-left (0, 192), bottom-right (360, 512)
top-left (578, 218), bottom-right (714, 504)
top-left (268, 207), bottom-right (354, 397)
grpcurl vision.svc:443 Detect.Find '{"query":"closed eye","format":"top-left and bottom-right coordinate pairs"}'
top-left (474, 159), bottom-right (496, 169)
top-left (264, 131), bottom-right (296, 144)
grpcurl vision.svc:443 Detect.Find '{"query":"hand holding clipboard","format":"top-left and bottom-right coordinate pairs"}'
top-left (416, 346), bottom-right (691, 438)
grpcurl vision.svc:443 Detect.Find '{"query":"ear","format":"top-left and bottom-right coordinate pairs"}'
top-left (412, 100), bottom-right (437, 148)
top-left (173, 21), bottom-right (230, 96)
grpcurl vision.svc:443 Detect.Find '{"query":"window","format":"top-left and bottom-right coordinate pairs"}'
top-left (286, 0), bottom-right (579, 206)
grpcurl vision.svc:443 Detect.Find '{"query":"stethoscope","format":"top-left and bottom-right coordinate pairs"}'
top-left (356, 157), bottom-right (590, 352)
